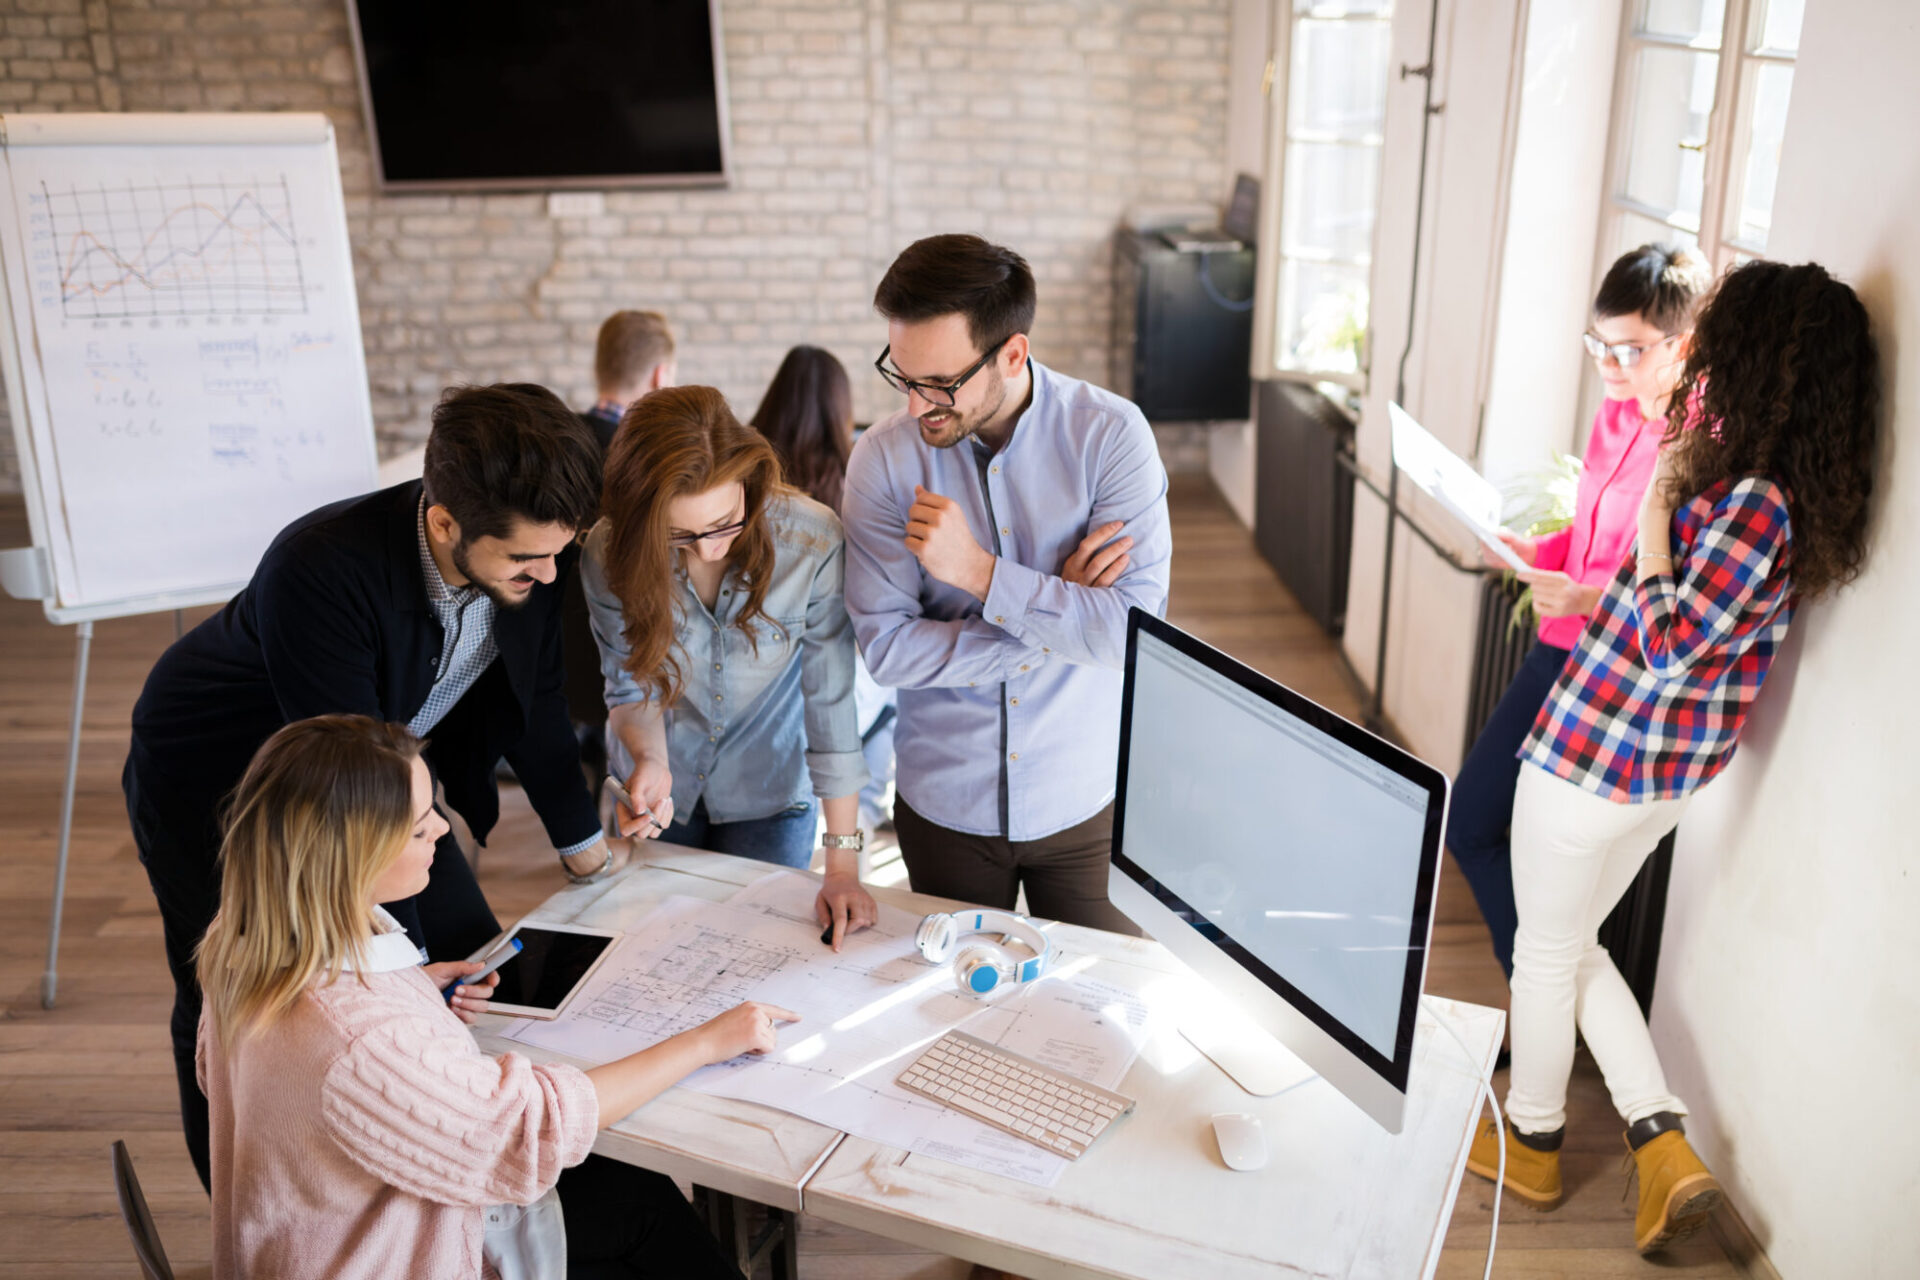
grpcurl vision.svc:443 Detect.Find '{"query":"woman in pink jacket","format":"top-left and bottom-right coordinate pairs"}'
top-left (1445, 244), bottom-right (1711, 977)
top-left (195, 714), bottom-right (781, 1279)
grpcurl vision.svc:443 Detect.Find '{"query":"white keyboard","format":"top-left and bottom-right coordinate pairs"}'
top-left (895, 1031), bottom-right (1135, 1160)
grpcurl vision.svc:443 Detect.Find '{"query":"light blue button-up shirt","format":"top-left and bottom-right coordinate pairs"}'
top-left (581, 492), bottom-right (869, 823)
top-left (842, 359), bottom-right (1172, 840)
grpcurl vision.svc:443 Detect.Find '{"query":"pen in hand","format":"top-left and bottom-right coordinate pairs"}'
top-left (605, 775), bottom-right (666, 837)
top-left (445, 936), bottom-right (522, 1003)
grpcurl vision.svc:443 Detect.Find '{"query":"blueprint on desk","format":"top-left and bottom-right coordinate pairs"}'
top-left (500, 871), bottom-right (1160, 1185)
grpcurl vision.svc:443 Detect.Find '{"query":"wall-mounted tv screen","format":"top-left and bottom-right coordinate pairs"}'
top-left (346, 0), bottom-right (731, 191)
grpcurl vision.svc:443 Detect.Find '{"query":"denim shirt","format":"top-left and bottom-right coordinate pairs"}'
top-left (842, 359), bottom-right (1172, 840)
top-left (580, 492), bottom-right (869, 823)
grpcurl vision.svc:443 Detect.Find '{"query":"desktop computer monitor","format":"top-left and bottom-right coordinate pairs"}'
top-left (1109, 609), bottom-right (1449, 1134)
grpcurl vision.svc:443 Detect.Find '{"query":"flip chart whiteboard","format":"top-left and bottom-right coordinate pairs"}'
top-left (0, 113), bottom-right (376, 623)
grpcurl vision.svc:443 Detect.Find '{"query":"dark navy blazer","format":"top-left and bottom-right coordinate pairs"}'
top-left (126, 480), bottom-right (598, 851)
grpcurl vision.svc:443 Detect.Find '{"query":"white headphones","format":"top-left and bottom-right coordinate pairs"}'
top-left (914, 909), bottom-right (1056, 997)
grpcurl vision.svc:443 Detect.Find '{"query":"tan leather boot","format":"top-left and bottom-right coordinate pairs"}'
top-left (1626, 1127), bottom-right (1721, 1254)
top-left (1464, 1117), bottom-right (1563, 1209)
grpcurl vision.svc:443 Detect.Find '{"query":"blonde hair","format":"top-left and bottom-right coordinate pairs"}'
top-left (195, 716), bottom-right (424, 1040)
top-left (594, 309), bottom-right (676, 393)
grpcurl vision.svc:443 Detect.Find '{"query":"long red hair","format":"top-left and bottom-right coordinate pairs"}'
top-left (602, 386), bottom-right (791, 706)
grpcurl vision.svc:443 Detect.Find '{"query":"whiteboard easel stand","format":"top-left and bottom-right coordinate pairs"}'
top-left (0, 549), bottom-right (237, 1008)
top-left (0, 547), bottom-right (89, 1008)
top-left (0, 110), bottom-right (378, 1010)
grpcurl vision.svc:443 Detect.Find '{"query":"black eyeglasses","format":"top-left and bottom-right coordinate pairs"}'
top-left (1582, 331), bottom-right (1677, 369)
top-left (668, 519), bottom-right (747, 549)
top-left (873, 335), bottom-right (1011, 407)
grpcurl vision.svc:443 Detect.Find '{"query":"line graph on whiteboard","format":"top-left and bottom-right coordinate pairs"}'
top-left (37, 176), bottom-right (310, 319)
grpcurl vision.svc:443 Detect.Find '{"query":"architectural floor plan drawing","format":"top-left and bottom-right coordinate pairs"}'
top-left (501, 872), bottom-right (1164, 1185)
top-left (566, 925), bottom-right (794, 1047)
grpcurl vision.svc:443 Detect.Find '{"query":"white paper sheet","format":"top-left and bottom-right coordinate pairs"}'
top-left (502, 872), bottom-right (1159, 1186)
top-left (1387, 402), bottom-right (1529, 571)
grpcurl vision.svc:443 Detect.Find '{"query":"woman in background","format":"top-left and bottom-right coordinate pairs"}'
top-left (751, 345), bottom-right (855, 514)
top-left (1448, 243), bottom-right (1711, 978)
top-left (750, 345), bottom-right (897, 838)
top-left (585, 385), bottom-right (878, 946)
top-left (196, 714), bottom-right (773, 1279)
top-left (1466, 262), bottom-right (1880, 1255)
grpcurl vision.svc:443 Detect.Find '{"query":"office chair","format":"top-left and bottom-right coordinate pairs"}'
top-left (111, 1139), bottom-right (210, 1280)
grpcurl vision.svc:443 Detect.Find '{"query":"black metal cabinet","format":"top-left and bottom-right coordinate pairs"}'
top-left (1111, 230), bottom-right (1255, 421)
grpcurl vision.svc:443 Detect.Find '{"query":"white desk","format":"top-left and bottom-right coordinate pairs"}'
top-left (479, 848), bottom-right (1502, 1280)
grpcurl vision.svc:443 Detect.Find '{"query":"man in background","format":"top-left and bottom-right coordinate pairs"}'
top-left (580, 308), bottom-right (677, 448)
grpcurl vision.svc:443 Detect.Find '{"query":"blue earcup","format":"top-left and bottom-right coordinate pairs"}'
top-left (952, 942), bottom-right (1011, 996)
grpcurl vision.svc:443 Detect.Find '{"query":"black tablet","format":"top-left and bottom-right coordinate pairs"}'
top-left (472, 923), bottom-right (619, 1020)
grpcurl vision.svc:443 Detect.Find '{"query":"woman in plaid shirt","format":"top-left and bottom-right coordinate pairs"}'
top-left (1466, 262), bottom-right (1881, 1254)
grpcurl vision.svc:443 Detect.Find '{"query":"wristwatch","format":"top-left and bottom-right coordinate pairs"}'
top-left (821, 830), bottom-right (865, 853)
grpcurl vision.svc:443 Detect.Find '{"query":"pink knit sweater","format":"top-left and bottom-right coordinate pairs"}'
top-left (196, 946), bottom-right (599, 1280)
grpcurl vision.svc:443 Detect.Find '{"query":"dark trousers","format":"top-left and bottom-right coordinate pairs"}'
top-left (893, 797), bottom-right (1141, 935)
top-left (125, 758), bottom-right (500, 1191)
top-left (559, 1155), bottom-right (744, 1280)
top-left (1445, 640), bottom-right (1571, 977)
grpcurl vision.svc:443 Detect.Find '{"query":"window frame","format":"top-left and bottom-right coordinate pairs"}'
top-left (1250, 0), bottom-right (1398, 392)
top-left (1594, 0), bottom-right (1800, 277)
top-left (1578, 0), bottom-right (1799, 440)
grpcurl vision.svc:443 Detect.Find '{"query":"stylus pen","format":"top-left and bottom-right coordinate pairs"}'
top-left (446, 936), bottom-right (522, 1003)
top-left (605, 775), bottom-right (666, 835)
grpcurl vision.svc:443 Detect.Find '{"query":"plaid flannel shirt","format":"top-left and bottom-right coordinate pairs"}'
top-left (1521, 475), bottom-right (1794, 803)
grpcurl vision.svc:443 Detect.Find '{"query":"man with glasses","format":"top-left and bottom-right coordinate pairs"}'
top-left (841, 234), bottom-right (1172, 932)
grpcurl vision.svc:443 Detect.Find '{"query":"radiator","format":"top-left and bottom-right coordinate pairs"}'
top-left (1462, 574), bottom-right (1536, 758)
top-left (1464, 574), bottom-right (1675, 1018)
top-left (1252, 381), bottom-right (1354, 635)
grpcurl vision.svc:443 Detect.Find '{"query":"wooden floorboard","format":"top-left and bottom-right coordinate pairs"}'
top-left (0, 479), bottom-right (1736, 1276)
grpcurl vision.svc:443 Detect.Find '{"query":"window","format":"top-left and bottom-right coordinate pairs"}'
top-left (1599, 0), bottom-right (1804, 271)
top-left (1254, 0), bottom-right (1397, 388)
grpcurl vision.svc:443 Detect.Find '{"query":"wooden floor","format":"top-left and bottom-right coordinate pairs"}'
top-left (0, 475), bottom-right (1739, 1277)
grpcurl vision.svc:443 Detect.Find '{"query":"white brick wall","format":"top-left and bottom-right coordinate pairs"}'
top-left (0, 0), bottom-right (1232, 489)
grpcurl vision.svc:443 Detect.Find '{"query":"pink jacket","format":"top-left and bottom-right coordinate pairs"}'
top-left (1529, 396), bottom-right (1664, 650)
top-left (197, 913), bottom-right (598, 1280)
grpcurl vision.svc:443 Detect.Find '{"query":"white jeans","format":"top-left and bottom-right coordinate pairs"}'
top-left (1505, 765), bottom-right (1692, 1135)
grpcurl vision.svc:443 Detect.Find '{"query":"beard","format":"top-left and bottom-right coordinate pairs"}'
top-left (450, 539), bottom-right (536, 611)
top-left (916, 365), bottom-right (1008, 450)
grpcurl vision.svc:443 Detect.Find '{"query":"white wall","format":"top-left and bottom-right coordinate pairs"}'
top-left (1648, 2), bottom-right (1920, 1273)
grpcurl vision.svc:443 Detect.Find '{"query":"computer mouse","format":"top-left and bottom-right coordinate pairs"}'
top-left (1211, 1111), bottom-right (1267, 1172)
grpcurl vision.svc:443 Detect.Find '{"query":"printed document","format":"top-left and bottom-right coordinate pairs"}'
top-left (1388, 402), bottom-right (1528, 571)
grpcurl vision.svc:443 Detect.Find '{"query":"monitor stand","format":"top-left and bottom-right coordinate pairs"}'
top-left (1178, 1000), bottom-right (1319, 1098)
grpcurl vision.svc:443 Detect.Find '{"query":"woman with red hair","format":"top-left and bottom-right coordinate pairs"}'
top-left (583, 385), bottom-right (877, 946)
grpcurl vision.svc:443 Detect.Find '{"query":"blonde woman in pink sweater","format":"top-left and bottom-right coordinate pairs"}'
top-left (195, 715), bottom-right (774, 1279)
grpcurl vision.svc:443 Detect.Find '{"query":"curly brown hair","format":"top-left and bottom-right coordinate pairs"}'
top-left (1659, 261), bottom-right (1880, 598)
top-left (601, 386), bottom-right (792, 706)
